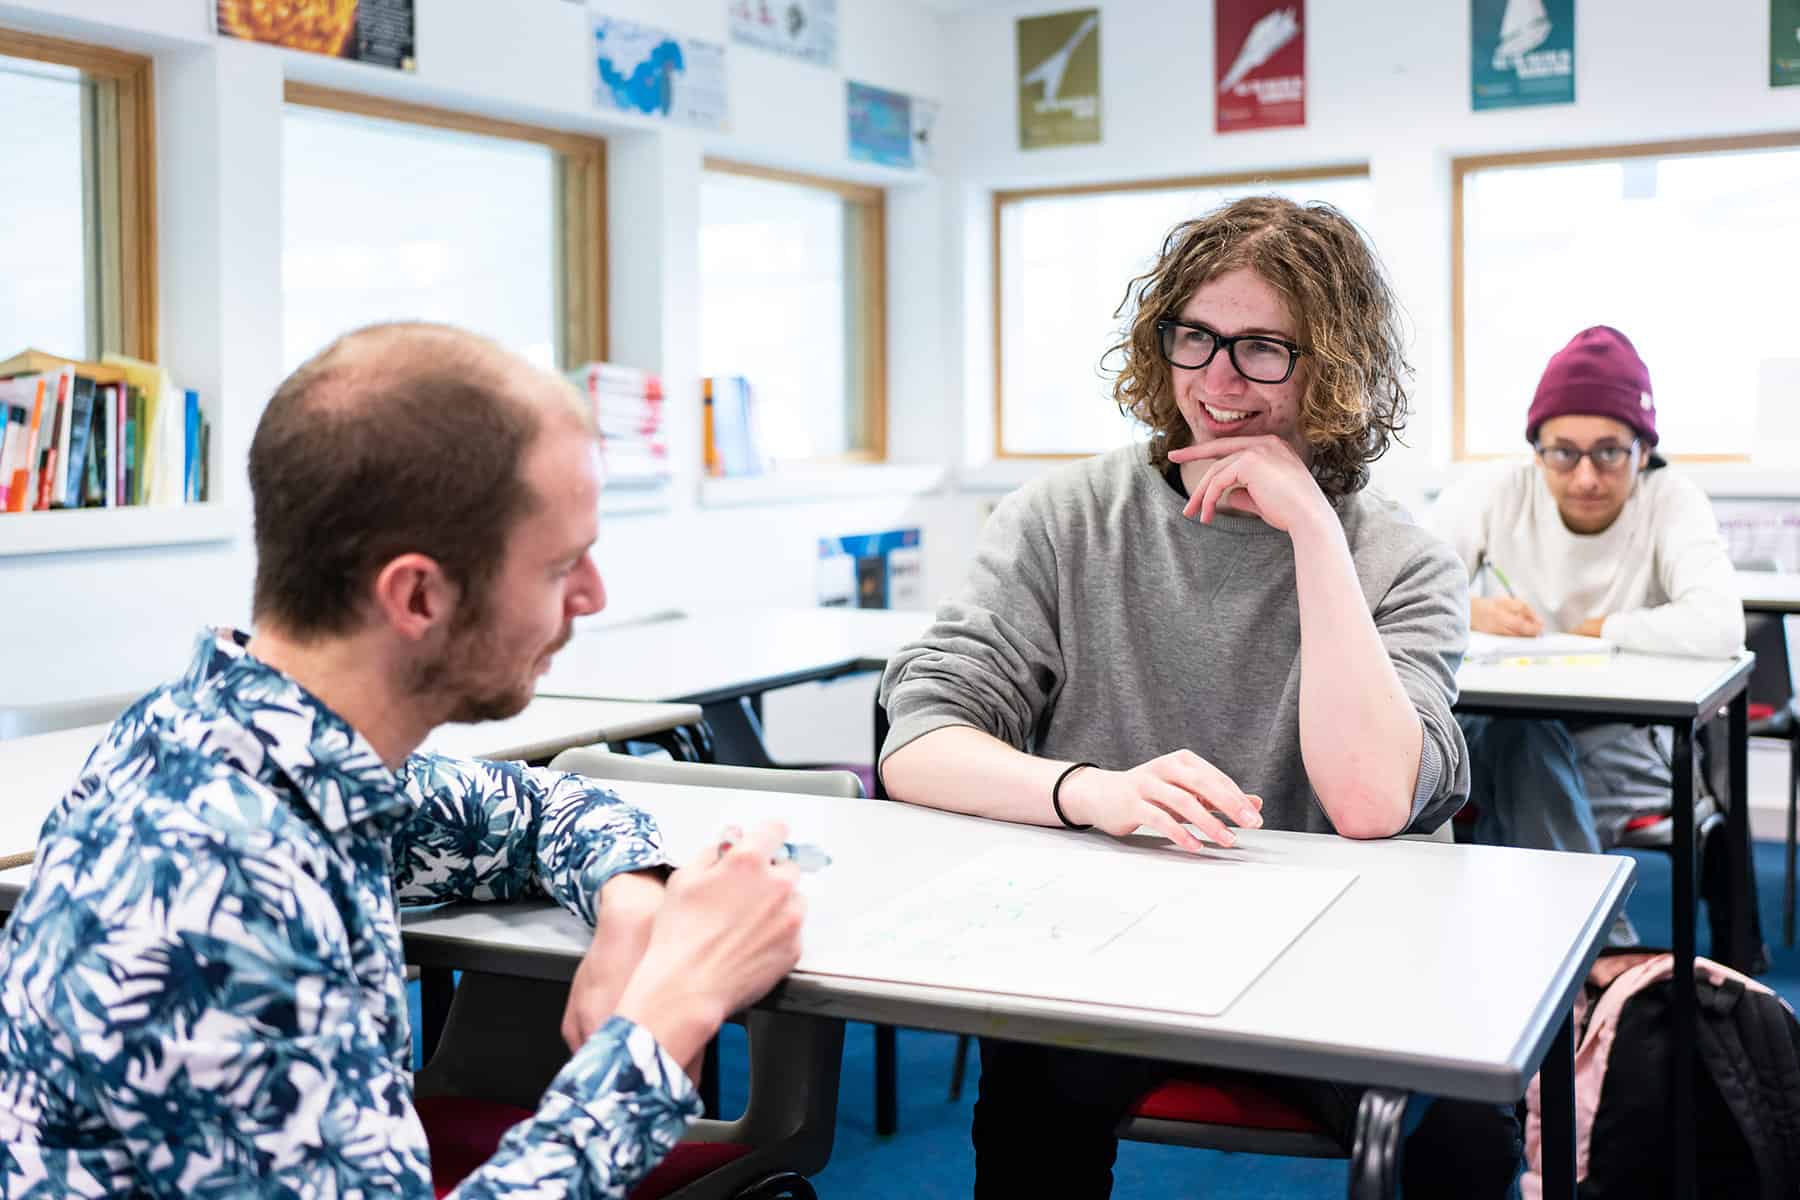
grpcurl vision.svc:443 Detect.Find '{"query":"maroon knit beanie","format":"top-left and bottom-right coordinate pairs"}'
top-left (1525, 325), bottom-right (1658, 448)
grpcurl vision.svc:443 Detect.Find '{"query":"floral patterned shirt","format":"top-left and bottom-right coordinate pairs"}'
top-left (0, 629), bottom-right (700, 1197)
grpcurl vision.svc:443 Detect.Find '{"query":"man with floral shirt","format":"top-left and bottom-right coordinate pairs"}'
top-left (0, 323), bottom-right (804, 1197)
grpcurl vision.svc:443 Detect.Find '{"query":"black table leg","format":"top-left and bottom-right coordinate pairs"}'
top-left (1724, 691), bottom-right (1755, 969)
top-left (1788, 732), bottom-right (1799, 947)
top-left (1346, 1088), bottom-right (1407, 1200)
top-left (1671, 720), bottom-right (1697, 1200)
top-left (875, 1023), bottom-right (898, 1135)
top-left (701, 1037), bottom-right (721, 1117)
top-left (420, 966), bottom-right (455, 1065)
top-left (1540, 1011), bottom-right (1576, 1200)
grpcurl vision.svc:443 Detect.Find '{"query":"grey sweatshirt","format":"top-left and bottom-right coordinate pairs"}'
top-left (879, 445), bottom-right (1472, 835)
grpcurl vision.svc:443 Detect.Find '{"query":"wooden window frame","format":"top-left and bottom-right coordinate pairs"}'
top-left (702, 157), bottom-right (888, 464)
top-left (1451, 132), bottom-right (1800, 463)
top-left (284, 82), bottom-right (608, 368)
top-left (0, 27), bottom-right (156, 360)
top-left (992, 164), bottom-right (1370, 461)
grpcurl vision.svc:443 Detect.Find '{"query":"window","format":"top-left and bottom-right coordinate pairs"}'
top-left (994, 169), bottom-right (1374, 459)
top-left (700, 160), bottom-right (886, 463)
top-left (281, 84), bottom-right (604, 374)
top-left (1455, 135), bottom-right (1800, 462)
top-left (0, 29), bottom-right (155, 361)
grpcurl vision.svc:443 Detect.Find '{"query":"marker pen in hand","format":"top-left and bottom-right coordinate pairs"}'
top-left (715, 830), bottom-right (832, 872)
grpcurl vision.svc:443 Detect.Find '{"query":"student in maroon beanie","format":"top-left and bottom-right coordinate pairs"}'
top-left (1429, 326), bottom-right (1748, 944)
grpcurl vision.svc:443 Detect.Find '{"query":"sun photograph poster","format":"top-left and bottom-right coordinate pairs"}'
top-left (215, 0), bottom-right (415, 70)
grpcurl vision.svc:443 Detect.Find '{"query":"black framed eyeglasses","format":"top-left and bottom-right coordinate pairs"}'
top-left (1154, 319), bottom-right (1304, 384)
top-left (1534, 440), bottom-right (1640, 474)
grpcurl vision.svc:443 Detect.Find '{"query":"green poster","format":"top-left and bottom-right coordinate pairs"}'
top-left (1776, 0), bottom-right (1800, 88)
top-left (1017, 9), bottom-right (1101, 149)
top-left (1472, 0), bottom-right (1575, 110)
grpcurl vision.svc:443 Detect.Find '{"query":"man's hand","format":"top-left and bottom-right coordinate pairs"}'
top-left (1057, 751), bottom-right (1264, 852)
top-left (1470, 595), bottom-right (1544, 637)
top-left (1572, 616), bottom-right (1606, 638)
top-left (614, 823), bottom-right (806, 1072)
top-left (562, 870), bottom-right (666, 1053)
top-left (1168, 437), bottom-right (1334, 535)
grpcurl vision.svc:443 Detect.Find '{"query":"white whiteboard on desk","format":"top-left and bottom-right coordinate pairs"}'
top-left (802, 845), bottom-right (1356, 1017)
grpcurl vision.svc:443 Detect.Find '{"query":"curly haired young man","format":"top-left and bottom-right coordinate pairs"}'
top-left (879, 197), bottom-right (1520, 1198)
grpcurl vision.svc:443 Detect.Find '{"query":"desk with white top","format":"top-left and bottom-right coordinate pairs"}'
top-left (401, 780), bottom-right (1633, 1200)
top-left (540, 608), bottom-right (929, 704)
top-left (0, 696), bottom-right (704, 870)
top-left (1453, 650), bottom-right (1755, 1200)
top-left (538, 607), bottom-right (930, 767)
top-left (1737, 570), bottom-right (1800, 617)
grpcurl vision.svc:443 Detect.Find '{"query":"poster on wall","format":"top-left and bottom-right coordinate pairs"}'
top-left (1214, 2), bottom-right (1305, 133)
top-left (1016, 9), bottom-right (1101, 150)
top-left (591, 14), bottom-right (728, 130)
top-left (1776, 0), bottom-right (1800, 88)
top-left (215, 0), bottom-right (415, 70)
top-left (1472, 0), bottom-right (1575, 110)
top-left (729, 0), bottom-right (837, 68)
top-left (847, 82), bottom-right (936, 168)
top-left (817, 528), bottom-right (924, 610)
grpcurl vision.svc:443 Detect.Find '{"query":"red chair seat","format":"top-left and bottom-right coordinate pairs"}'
top-left (1130, 1077), bottom-right (1327, 1134)
top-left (418, 1095), bottom-right (752, 1199)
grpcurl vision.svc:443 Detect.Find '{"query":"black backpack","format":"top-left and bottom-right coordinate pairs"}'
top-left (1523, 949), bottom-right (1800, 1199)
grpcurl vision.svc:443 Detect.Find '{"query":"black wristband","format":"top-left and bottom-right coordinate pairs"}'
top-left (1052, 761), bottom-right (1097, 830)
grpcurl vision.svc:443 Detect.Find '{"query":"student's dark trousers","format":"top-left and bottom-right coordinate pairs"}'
top-left (972, 1037), bottom-right (1522, 1199)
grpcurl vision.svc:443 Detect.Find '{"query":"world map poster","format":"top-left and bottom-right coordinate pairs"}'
top-left (591, 14), bottom-right (728, 130)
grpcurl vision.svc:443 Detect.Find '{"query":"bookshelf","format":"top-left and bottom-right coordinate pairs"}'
top-left (0, 503), bottom-right (236, 558)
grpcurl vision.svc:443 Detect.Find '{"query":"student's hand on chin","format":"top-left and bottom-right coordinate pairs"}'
top-left (1471, 596), bottom-right (1545, 637)
top-left (1168, 437), bottom-right (1330, 535)
top-left (1057, 750), bottom-right (1264, 853)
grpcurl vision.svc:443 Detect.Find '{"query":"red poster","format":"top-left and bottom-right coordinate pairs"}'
top-left (1214, 1), bottom-right (1305, 133)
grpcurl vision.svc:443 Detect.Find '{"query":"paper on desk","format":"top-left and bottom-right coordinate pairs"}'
top-left (800, 844), bottom-right (1356, 1017)
top-left (1465, 631), bottom-right (1616, 664)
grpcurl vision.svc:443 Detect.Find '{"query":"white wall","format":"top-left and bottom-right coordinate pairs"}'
top-left (3, 0), bottom-right (1796, 756)
top-left (936, 0), bottom-right (1800, 496)
top-left (0, 0), bottom-right (953, 715)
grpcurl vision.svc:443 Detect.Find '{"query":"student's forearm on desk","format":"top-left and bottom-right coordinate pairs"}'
top-left (881, 725), bottom-right (1079, 826)
top-left (1291, 519), bottom-right (1420, 839)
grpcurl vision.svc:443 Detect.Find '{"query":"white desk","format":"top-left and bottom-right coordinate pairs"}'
top-left (1453, 650), bottom-right (1754, 1200)
top-left (402, 780), bottom-right (1631, 1200)
top-left (419, 697), bottom-right (703, 764)
top-left (0, 697), bottom-right (703, 866)
top-left (539, 607), bottom-right (930, 777)
top-left (1737, 570), bottom-right (1800, 616)
top-left (538, 608), bottom-right (929, 706)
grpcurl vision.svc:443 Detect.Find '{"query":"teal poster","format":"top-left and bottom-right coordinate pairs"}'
top-left (1777, 0), bottom-right (1800, 88)
top-left (1472, 0), bottom-right (1574, 110)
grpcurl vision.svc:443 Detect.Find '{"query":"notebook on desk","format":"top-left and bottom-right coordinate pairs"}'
top-left (1465, 631), bottom-right (1617, 664)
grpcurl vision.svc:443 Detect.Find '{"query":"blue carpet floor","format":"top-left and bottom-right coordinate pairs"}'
top-left (717, 839), bottom-right (1800, 1199)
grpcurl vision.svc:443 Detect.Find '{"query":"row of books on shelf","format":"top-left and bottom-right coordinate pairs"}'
top-left (0, 348), bottom-right (210, 514)
top-left (569, 362), bottom-right (668, 487)
top-left (703, 374), bottom-right (769, 478)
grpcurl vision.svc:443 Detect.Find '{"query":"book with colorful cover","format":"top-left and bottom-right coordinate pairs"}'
top-left (62, 376), bottom-right (96, 509)
top-left (14, 375), bottom-right (47, 513)
top-left (1, 404), bottom-right (29, 511)
top-left (34, 372), bottom-right (66, 511)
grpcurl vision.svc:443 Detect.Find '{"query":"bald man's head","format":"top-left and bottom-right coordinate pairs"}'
top-left (249, 322), bottom-right (594, 639)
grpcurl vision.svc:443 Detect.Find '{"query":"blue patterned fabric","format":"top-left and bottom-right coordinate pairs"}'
top-left (0, 628), bottom-right (700, 1197)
